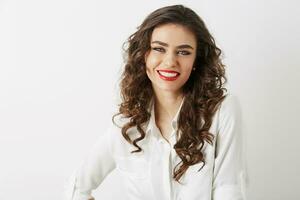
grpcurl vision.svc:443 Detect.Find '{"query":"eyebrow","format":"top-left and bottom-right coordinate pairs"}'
top-left (151, 40), bottom-right (194, 50)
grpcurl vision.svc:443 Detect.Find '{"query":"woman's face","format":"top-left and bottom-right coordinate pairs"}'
top-left (144, 23), bottom-right (197, 96)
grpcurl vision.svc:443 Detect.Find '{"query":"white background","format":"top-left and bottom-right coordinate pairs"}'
top-left (0, 0), bottom-right (299, 199)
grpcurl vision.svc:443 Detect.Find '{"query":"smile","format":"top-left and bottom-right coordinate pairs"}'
top-left (157, 70), bottom-right (180, 81)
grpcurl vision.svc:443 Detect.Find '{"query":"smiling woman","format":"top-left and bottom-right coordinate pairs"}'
top-left (64, 4), bottom-right (248, 200)
top-left (144, 23), bottom-right (197, 94)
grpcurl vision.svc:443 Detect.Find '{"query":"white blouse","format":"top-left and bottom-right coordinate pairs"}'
top-left (64, 93), bottom-right (248, 200)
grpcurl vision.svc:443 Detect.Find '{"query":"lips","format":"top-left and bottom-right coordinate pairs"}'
top-left (157, 69), bottom-right (180, 81)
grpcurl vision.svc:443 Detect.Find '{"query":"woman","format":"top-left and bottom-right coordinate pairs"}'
top-left (64, 4), bottom-right (248, 200)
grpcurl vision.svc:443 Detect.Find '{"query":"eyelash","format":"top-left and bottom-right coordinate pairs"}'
top-left (152, 47), bottom-right (191, 55)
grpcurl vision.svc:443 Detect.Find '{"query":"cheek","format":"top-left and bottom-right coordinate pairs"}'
top-left (145, 63), bottom-right (153, 77)
top-left (182, 61), bottom-right (194, 72)
top-left (180, 63), bottom-right (194, 79)
top-left (145, 58), bottom-right (155, 77)
top-left (181, 70), bottom-right (192, 80)
top-left (145, 53), bottom-right (161, 70)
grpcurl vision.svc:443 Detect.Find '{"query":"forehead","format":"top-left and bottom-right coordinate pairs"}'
top-left (151, 23), bottom-right (197, 47)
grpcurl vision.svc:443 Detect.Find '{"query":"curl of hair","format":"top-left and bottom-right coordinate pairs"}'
top-left (112, 4), bottom-right (227, 183)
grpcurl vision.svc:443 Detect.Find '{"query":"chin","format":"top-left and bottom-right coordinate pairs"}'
top-left (158, 86), bottom-right (182, 93)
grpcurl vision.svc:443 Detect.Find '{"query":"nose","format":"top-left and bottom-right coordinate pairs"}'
top-left (163, 51), bottom-right (177, 68)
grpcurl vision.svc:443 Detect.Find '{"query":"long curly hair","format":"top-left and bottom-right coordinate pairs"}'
top-left (112, 4), bottom-right (227, 183)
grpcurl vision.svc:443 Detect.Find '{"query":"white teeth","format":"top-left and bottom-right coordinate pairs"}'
top-left (158, 71), bottom-right (178, 77)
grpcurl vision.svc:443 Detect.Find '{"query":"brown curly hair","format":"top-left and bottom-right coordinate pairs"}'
top-left (112, 4), bottom-right (227, 183)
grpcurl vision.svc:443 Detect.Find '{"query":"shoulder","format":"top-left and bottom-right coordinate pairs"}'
top-left (110, 114), bottom-right (139, 140)
top-left (111, 113), bottom-right (131, 128)
top-left (220, 93), bottom-right (240, 112)
top-left (218, 93), bottom-right (242, 126)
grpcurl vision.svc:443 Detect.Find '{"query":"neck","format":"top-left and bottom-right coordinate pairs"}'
top-left (153, 90), bottom-right (184, 123)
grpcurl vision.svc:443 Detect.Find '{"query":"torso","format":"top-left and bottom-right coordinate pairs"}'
top-left (156, 120), bottom-right (173, 143)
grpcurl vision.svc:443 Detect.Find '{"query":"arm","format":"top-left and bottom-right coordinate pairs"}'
top-left (64, 125), bottom-right (116, 200)
top-left (212, 94), bottom-right (248, 200)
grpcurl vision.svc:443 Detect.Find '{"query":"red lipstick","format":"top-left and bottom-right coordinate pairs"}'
top-left (157, 69), bottom-right (180, 81)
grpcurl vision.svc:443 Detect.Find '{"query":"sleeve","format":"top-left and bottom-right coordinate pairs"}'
top-left (212, 94), bottom-right (249, 200)
top-left (63, 125), bottom-right (116, 200)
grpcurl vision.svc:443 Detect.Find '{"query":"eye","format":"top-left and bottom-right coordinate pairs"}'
top-left (178, 50), bottom-right (191, 55)
top-left (152, 47), bottom-right (164, 52)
